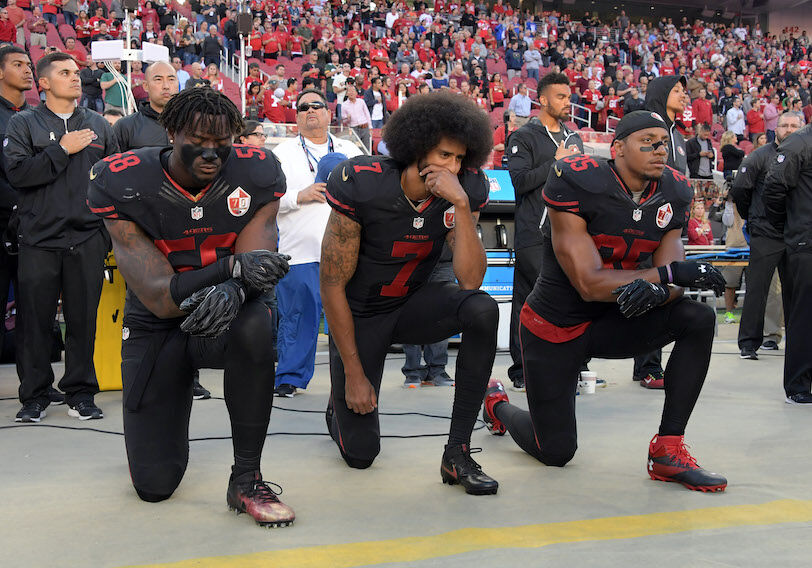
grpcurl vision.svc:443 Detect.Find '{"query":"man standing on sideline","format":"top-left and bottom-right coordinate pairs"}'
top-left (731, 111), bottom-right (803, 361)
top-left (762, 119), bottom-right (812, 404)
top-left (0, 46), bottom-right (36, 381)
top-left (113, 61), bottom-right (177, 151)
top-left (506, 71), bottom-right (582, 391)
top-left (5, 53), bottom-right (119, 422)
top-left (271, 89), bottom-right (361, 397)
top-left (635, 75), bottom-right (688, 389)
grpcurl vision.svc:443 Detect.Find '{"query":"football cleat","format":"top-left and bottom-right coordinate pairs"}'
top-left (647, 434), bottom-right (727, 493)
top-left (482, 379), bottom-right (509, 435)
top-left (441, 444), bottom-right (498, 495)
top-left (639, 373), bottom-right (665, 389)
top-left (227, 471), bottom-right (295, 528)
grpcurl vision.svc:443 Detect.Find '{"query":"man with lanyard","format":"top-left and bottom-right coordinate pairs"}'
top-left (271, 89), bottom-right (362, 397)
top-left (505, 71), bottom-right (583, 391)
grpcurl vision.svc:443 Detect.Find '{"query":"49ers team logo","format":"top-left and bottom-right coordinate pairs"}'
top-left (443, 206), bottom-right (455, 228)
top-left (227, 187), bottom-right (251, 217)
top-left (656, 203), bottom-right (673, 228)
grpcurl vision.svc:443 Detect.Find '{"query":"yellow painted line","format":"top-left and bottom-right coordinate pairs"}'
top-left (125, 499), bottom-right (812, 568)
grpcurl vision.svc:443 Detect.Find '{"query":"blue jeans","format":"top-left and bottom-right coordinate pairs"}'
top-left (81, 94), bottom-right (103, 113)
top-left (63, 11), bottom-right (77, 27)
top-left (44, 13), bottom-right (57, 26)
top-left (371, 119), bottom-right (384, 129)
top-left (275, 262), bottom-right (322, 389)
top-left (401, 259), bottom-right (455, 380)
top-left (526, 67), bottom-right (539, 80)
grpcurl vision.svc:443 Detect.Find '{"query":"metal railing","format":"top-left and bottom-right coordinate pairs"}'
top-left (568, 101), bottom-right (592, 129)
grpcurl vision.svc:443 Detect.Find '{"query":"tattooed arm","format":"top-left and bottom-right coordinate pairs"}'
top-left (320, 210), bottom-right (377, 415)
top-left (104, 218), bottom-right (186, 318)
top-left (234, 200), bottom-right (280, 252)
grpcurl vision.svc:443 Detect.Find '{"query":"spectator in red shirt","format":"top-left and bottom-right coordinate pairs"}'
top-left (63, 37), bottom-right (88, 67)
top-left (746, 98), bottom-right (765, 143)
top-left (692, 87), bottom-right (713, 127)
top-left (687, 200), bottom-right (714, 246)
top-left (263, 87), bottom-right (287, 130)
top-left (489, 73), bottom-right (507, 108)
top-left (0, 8), bottom-right (17, 43)
top-left (492, 109), bottom-right (516, 168)
top-left (75, 10), bottom-right (92, 46)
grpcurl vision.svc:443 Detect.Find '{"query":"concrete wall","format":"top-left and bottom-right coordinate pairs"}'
top-left (768, 11), bottom-right (812, 36)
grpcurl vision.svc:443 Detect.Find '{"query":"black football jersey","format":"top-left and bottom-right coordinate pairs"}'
top-left (325, 155), bottom-right (489, 316)
top-left (527, 155), bottom-right (692, 327)
top-left (87, 145), bottom-right (286, 329)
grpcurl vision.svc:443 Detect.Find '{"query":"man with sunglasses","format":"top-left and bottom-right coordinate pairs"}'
top-left (271, 89), bottom-right (362, 398)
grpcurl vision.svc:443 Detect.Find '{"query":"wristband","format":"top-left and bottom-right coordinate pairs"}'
top-left (657, 264), bottom-right (673, 286)
top-left (170, 256), bottom-right (232, 306)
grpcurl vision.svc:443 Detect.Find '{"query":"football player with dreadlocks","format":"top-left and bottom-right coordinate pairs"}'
top-left (87, 87), bottom-right (294, 527)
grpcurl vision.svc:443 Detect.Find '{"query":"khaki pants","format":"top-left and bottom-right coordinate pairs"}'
top-left (763, 271), bottom-right (783, 343)
top-left (29, 33), bottom-right (46, 48)
top-left (514, 116), bottom-right (530, 128)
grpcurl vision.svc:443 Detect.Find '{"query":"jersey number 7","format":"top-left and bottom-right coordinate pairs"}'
top-left (380, 241), bottom-right (433, 297)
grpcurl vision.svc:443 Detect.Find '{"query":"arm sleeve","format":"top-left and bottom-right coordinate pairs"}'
top-left (325, 162), bottom-right (361, 223)
top-left (729, 153), bottom-right (759, 219)
top-left (3, 114), bottom-right (70, 190)
top-left (507, 130), bottom-right (555, 197)
top-left (721, 200), bottom-right (735, 228)
top-left (763, 142), bottom-right (803, 227)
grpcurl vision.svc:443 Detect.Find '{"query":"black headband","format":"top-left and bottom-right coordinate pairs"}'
top-left (613, 111), bottom-right (668, 142)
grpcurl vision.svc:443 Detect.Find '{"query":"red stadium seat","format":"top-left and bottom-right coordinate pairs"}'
top-left (738, 140), bottom-right (753, 155)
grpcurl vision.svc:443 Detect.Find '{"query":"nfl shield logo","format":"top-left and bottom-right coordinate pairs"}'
top-left (443, 206), bottom-right (455, 229)
top-left (632, 209), bottom-right (642, 222)
top-left (227, 187), bottom-right (251, 217)
top-left (777, 154), bottom-right (785, 163)
top-left (656, 203), bottom-right (673, 228)
top-left (191, 206), bottom-right (203, 220)
top-left (413, 217), bottom-right (424, 229)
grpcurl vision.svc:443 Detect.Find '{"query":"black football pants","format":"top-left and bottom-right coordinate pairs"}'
top-left (495, 297), bottom-right (715, 466)
top-left (121, 300), bottom-right (276, 502)
top-left (508, 244), bottom-right (542, 384)
top-left (738, 236), bottom-right (789, 351)
top-left (328, 282), bottom-right (498, 469)
top-left (783, 251), bottom-right (811, 397)
top-left (16, 230), bottom-right (107, 406)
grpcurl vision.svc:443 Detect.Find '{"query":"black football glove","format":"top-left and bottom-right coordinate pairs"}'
top-left (179, 279), bottom-right (246, 338)
top-left (659, 260), bottom-right (726, 295)
top-left (613, 279), bottom-right (670, 318)
top-left (232, 250), bottom-right (291, 292)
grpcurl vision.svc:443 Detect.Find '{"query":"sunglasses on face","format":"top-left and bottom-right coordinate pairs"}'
top-left (250, 130), bottom-right (267, 138)
top-left (297, 101), bottom-right (326, 112)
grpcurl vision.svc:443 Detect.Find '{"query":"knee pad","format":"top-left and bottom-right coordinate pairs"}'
top-left (135, 487), bottom-right (173, 503)
top-left (458, 292), bottom-right (499, 333)
top-left (336, 428), bottom-right (380, 469)
top-left (539, 450), bottom-right (576, 468)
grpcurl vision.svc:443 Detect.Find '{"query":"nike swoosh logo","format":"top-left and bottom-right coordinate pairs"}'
top-left (554, 165), bottom-right (562, 177)
top-left (341, 166), bottom-right (348, 182)
top-left (442, 464), bottom-right (457, 479)
top-left (89, 167), bottom-right (98, 180)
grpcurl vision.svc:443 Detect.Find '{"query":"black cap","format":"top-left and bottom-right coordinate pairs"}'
top-left (613, 110), bottom-right (669, 142)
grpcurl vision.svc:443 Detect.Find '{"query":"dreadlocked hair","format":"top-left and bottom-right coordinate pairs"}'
top-left (160, 87), bottom-right (245, 138)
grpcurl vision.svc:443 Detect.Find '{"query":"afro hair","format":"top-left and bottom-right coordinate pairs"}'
top-left (381, 90), bottom-right (493, 170)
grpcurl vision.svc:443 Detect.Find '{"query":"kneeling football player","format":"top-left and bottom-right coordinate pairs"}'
top-left (484, 111), bottom-right (729, 492)
top-left (87, 88), bottom-right (295, 525)
top-left (320, 91), bottom-right (500, 495)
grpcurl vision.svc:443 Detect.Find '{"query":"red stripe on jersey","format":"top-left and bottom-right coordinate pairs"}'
top-left (162, 169), bottom-right (214, 203)
top-left (415, 195), bottom-right (434, 213)
top-left (325, 190), bottom-right (356, 213)
top-left (520, 303), bottom-right (591, 343)
top-left (542, 187), bottom-right (579, 207)
top-left (88, 204), bottom-right (116, 213)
